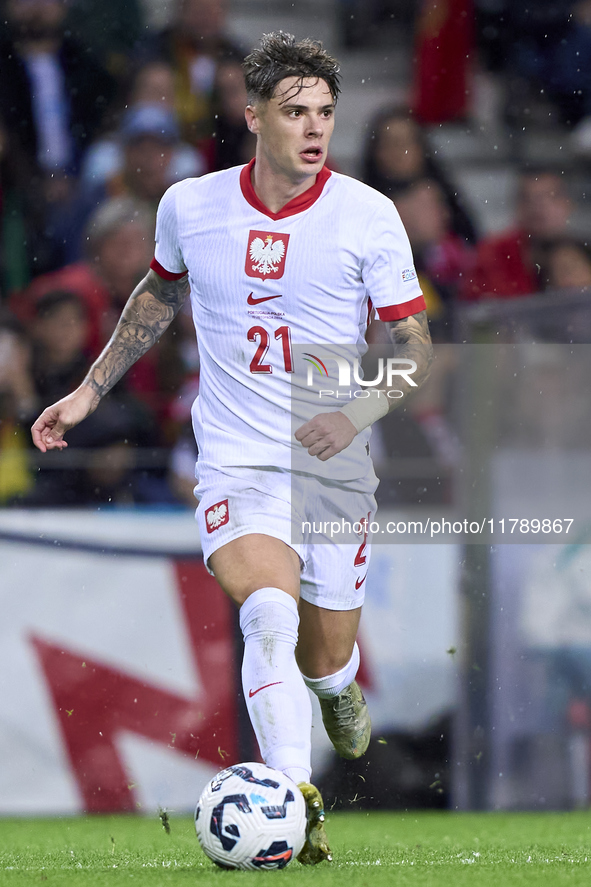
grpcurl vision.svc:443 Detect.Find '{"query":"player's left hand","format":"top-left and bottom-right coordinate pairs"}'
top-left (295, 411), bottom-right (357, 460)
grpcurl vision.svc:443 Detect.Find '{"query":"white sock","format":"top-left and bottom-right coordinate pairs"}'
top-left (240, 587), bottom-right (312, 783)
top-left (302, 642), bottom-right (360, 699)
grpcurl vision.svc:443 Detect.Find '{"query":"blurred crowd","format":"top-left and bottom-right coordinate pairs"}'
top-left (1, 0), bottom-right (590, 507)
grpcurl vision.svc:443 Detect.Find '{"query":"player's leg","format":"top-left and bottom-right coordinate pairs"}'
top-left (297, 599), bottom-right (371, 761)
top-left (296, 457), bottom-right (374, 759)
top-left (208, 535), bottom-right (330, 864)
top-left (209, 534), bottom-right (313, 788)
top-left (296, 599), bottom-right (361, 678)
top-left (196, 467), bottom-right (329, 864)
top-left (211, 534), bottom-right (330, 863)
top-left (287, 601), bottom-right (363, 865)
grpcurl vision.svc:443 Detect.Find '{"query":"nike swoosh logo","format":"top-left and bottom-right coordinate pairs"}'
top-left (248, 681), bottom-right (284, 698)
top-left (355, 574), bottom-right (367, 590)
top-left (247, 293), bottom-right (283, 305)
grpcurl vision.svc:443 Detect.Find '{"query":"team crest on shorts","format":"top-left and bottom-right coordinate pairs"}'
top-left (245, 230), bottom-right (290, 280)
top-left (205, 499), bottom-right (229, 533)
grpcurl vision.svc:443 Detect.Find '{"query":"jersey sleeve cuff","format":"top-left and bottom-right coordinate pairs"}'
top-left (150, 257), bottom-right (188, 280)
top-left (376, 295), bottom-right (426, 321)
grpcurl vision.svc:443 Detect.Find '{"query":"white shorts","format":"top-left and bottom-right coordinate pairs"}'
top-left (194, 462), bottom-right (378, 611)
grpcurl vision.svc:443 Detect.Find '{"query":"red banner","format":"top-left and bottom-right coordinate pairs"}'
top-left (32, 561), bottom-right (239, 812)
top-left (412, 0), bottom-right (475, 124)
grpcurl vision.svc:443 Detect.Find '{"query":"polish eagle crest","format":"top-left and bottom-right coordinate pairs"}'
top-left (249, 235), bottom-right (286, 277)
top-left (206, 501), bottom-right (228, 531)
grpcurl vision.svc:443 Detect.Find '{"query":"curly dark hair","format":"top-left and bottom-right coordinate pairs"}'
top-left (243, 31), bottom-right (341, 105)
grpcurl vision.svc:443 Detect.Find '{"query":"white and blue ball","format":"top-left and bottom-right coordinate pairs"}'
top-left (195, 762), bottom-right (306, 870)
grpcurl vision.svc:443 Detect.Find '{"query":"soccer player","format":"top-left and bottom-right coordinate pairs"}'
top-left (31, 32), bottom-right (432, 864)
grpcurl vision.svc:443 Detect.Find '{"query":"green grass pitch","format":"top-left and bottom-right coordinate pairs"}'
top-left (2, 811), bottom-right (591, 885)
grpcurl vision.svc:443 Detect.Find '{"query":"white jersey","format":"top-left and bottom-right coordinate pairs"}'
top-left (152, 161), bottom-right (424, 479)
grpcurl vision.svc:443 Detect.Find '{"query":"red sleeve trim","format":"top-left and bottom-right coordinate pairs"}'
top-left (150, 257), bottom-right (187, 280)
top-left (376, 295), bottom-right (426, 322)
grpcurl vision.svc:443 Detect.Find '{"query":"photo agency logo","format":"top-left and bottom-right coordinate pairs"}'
top-left (302, 352), bottom-right (418, 400)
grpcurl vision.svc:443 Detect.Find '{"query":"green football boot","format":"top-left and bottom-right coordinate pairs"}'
top-left (297, 782), bottom-right (332, 865)
top-left (319, 680), bottom-right (371, 760)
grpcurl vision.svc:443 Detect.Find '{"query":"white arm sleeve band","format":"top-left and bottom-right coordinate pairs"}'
top-left (340, 395), bottom-right (390, 434)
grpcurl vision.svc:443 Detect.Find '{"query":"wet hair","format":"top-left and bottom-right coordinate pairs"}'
top-left (242, 31), bottom-right (340, 105)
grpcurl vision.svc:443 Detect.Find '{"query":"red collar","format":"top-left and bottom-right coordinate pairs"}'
top-left (239, 158), bottom-right (331, 221)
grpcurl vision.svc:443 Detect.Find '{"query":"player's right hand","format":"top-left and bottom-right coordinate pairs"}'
top-left (31, 385), bottom-right (99, 453)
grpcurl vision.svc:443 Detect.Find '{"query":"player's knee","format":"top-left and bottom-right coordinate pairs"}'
top-left (211, 564), bottom-right (298, 607)
top-left (240, 587), bottom-right (300, 645)
top-left (296, 647), bottom-right (353, 680)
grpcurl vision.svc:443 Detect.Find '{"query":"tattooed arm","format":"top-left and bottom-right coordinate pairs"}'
top-left (382, 308), bottom-right (433, 404)
top-left (295, 310), bottom-right (432, 460)
top-left (31, 270), bottom-right (189, 452)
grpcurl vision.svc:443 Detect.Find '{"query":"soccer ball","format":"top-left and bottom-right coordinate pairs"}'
top-left (195, 762), bottom-right (307, 870)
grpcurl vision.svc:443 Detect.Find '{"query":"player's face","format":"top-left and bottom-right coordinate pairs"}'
top-left (247, 77), bottom-right (335, 182)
